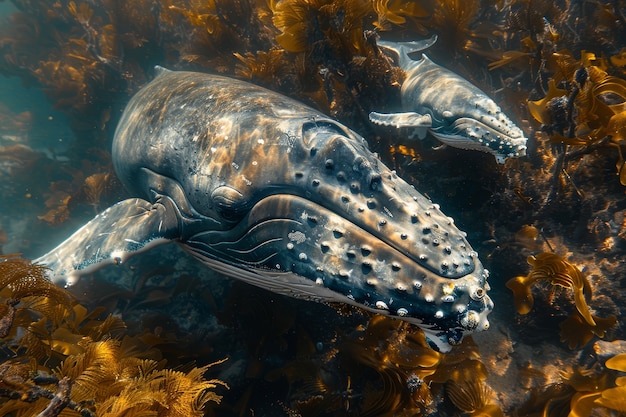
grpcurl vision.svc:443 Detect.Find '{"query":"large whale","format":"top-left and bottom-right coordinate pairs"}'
top-left (370, 36), bottom-right (527, 163)
top-left (35, 68), bottom-right (493, 352)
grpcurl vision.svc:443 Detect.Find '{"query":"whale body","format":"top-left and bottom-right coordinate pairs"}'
top-left (36, 68), bottom-right (493, 352)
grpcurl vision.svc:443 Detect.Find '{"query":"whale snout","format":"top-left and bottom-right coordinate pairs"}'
top-left (186, 189), bottom-right (493, 352)
top-left (431, 114), bottom-right (527, 163)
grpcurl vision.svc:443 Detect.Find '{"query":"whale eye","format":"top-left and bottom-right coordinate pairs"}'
top-left (211, 185), bottom-right (247, 221)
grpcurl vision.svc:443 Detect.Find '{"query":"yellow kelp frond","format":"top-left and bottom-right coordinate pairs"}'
top-left (0, 253), bottom-right (226, 416)
top-left (0, 255), bottom-right (75, 338)
top-left (559, 310), bottom-right (617, 350)
top-left (594, 353), bottom-right (626, 413)
top-left (507, 252), bottom-right (617, 349)
top-left (525, 49), bottom-right (626, 185)
top-left (527, 252), bottom-right (594, 325)
top-left (270, 0), bottom-right (370, 53)
top-left (527, 79), bottom-right (568, 127)
top-left (428, 336), bottom-right (487, 385)
top-left (505, 274), bottom-right (535, 315)
top-left (166, 0), bottom-right (220, 34)
top-left (446, 380), bottom-right (504, 417)
top-left (507, 252), bottom-right (594, 324)
top-left (606, 354), bottom-right (626, 372)
top-left (67, 1), bottom-right (94, 25)
top-left (372, 0), bottom-right (430, 31)
top-left (149, 363), bottom-right (227, 416)
top-left (595, 386), bottom-right (626, 413)
top-left (519, 347), bottom-right (626, 417)
top-left (234, 49), bottom-right (288, 86)
top-left (488, 49), bottom-right (534, 71)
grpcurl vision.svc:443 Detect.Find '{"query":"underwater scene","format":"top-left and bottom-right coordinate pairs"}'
top-left (0, 0), bottom-right (625, 415)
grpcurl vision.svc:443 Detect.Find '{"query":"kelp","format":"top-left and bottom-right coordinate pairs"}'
top-left (216, 279), bottom-right (498, 416)
top-left (489, 2), bottom-right (626, 187)
top-left (446, 380), bottom-right (503, 417)
top-left (516, 349), bottom-right (626, 416)
top-left (506, 252), bottom-right (617, 349)
top-left (0, 255), bottom-right (226, 416)
top-left (0, 254), bottom-right (74, 338)
top-left (262, 311), bottom-right (499, 417)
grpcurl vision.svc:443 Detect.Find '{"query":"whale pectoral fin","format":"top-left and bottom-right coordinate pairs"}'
top-left (35, 197), bottom-right (181, 287)
top-left (369, 111), bottom-right (432, 139)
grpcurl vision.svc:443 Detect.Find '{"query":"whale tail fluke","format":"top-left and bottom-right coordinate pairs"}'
top-left (376, 35), bottom-right (437, 70)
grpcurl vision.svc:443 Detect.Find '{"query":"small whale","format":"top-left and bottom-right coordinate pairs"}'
top-left (369, 36), bottom-right (527, 163)
top-left (35, 68), bottom-right (493, 352)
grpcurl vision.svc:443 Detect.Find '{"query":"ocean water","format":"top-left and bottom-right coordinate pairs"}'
top-left (0, 1), bottom-right (625, 416)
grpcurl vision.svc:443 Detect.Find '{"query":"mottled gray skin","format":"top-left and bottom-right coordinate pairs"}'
top-left (369, 36), bottom-right (527, 163)
top-left (36, 68), bottom-right (493, 352)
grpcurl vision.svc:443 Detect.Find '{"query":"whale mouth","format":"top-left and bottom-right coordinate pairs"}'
top-left (431, 117), bottom-right (527, 162)
top-left (183, 193), bottom-right (493, 352)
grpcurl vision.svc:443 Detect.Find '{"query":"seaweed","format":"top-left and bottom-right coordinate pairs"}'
top-left (371, 0), bottom-right (430, 32)
top-left (446, 380), bottom-right (503, 417)
top-left (262, 311), bottom-right (499, 417)
top-left (506, 252), bottom-right (617, 349)
top-left (0, 254), bottom-right (226, 416)
top-left (234, 49), bottom-right (289, 87)
top-left (516, 349), bottom-right (626, 416)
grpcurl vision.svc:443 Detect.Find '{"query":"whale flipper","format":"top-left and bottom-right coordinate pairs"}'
top-left (369, 111), bottom-right (432, 139)
top-left (35, 197), bottom-right (181, 287)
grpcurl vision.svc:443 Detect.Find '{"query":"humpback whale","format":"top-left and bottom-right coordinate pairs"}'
top-left (36, 68), bottom-right (493, 352)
